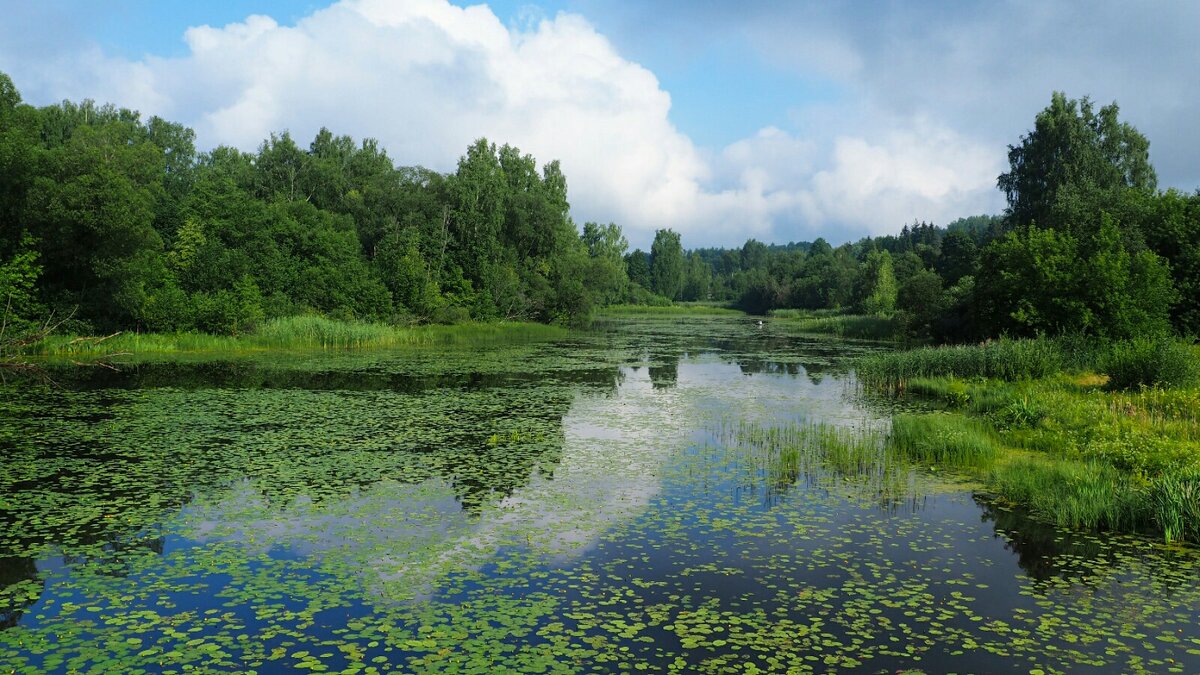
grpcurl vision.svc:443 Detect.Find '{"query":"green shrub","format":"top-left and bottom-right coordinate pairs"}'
top-left (1102, 338), bottom-right (1200, 390)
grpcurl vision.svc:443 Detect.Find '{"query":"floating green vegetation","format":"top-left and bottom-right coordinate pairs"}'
top-left (4, 316), bottom-right (1200, 674)
top-left (25, 316), bottom-right (569, 356)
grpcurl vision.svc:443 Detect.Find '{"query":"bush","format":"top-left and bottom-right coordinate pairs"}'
top-left (1102, 338), bottom-right (1199, 390)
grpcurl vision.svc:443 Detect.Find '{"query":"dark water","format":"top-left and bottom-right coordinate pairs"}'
top-left (1, 316), bottom-right (1198, 673)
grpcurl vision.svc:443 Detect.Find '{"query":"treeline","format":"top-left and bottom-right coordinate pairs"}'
top-left (631, 92), bottom-right (1200, 342)
top-left (0, 72), bottom-right (632, 335)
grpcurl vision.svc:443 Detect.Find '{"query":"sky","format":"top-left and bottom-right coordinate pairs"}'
top-left (1, 0), bottom-right (1197, 249)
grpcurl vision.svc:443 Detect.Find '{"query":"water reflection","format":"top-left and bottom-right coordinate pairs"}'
top-left (4, 317), bottom-right (1200, 674)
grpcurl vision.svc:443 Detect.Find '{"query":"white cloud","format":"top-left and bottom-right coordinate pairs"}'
top-left (0, 0), bottom-right (1007, 247)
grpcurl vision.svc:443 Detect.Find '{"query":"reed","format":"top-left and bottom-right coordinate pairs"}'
top-left (856, 337), bottom-right (1066, 393)
top-left (24, 316), bottom-right (568, 355)
top-left (988, 455), bottom-right (1143, 532)
top-left (778, 313), bottom-right (901, 340)
top-left (889, 413), bottom-right (999, 467)
top-left (598, 303), bottom-right (744, 316)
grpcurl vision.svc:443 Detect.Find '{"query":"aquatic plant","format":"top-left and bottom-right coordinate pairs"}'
top-left (857, 337), bottom-right (1066, 393)
top-left (597, 303), bottom-right (744, 316)
top-left (988, 455), bottom-right (1142, 532)
top-left (25, 317), bottom-right (569, 356)
top-left (769, 310), bottom-right (901, 340)
top-left (890, 413), bottom-right (999, 467)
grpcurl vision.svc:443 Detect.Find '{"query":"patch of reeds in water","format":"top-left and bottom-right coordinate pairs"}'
top-left (890, 413), bottom-right (999, 467)
top-left (27, 316), bottom-right (568, 355)
top-left (598, 303), bottom-right (744, 316)
top-left (856, 337), bottom-right (1068, 393)
top-left (784, 314), bottom-right (900, 340)
top-left (716, 420), bottom-right (924, 509)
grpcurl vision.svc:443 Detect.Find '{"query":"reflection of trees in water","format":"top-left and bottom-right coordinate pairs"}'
top-left (0, 359), bottom-right (624, 615)
top-left (0, 530), bottom-right (166, 630)
top-left (974, 494), bottom-right (1198, 590)
top-left (0, 556), bottom-right (39, 629)
top-left (648, 351), bottom-right (680, 389)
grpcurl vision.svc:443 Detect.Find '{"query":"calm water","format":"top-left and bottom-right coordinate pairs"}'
top-left (2, 316), bottom-right (1199, 673)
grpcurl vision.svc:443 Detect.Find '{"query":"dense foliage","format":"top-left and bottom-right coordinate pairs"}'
top-left (0, 72), bottom-right (634, 334)
top-left (640, 92), bottom-right (1198, 343)
top-left (3, 74), bottom-right (1198, 343)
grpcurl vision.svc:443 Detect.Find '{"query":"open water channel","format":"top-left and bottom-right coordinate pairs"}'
top-left (2, 315), bottom-right (1199, 673)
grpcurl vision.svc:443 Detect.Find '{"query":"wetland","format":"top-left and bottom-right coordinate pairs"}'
top-left (3, 315), bottom-right (1200, 674)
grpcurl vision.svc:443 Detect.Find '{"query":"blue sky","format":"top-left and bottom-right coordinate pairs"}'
top-left (1, 1), bottom-right (1196, 248)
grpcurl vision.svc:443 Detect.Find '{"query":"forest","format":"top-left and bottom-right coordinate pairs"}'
top-left (0, 71), bottom-right (627, 336)
top-left (2, 69), bottom-right (1198, 347)
top-left (633, 93), bottom-right (1200, 344)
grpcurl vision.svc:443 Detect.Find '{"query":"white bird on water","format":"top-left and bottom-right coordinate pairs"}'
top-left (756, 320), bottom-right (764, 328)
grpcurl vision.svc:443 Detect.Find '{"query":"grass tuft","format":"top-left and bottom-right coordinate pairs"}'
top-left (890, 413), bottom-right (999, 467)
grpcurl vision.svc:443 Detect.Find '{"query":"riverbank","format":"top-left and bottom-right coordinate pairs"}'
top-left (857, 337), bottom-right (1200, 543)
top-left (597, 302), bottom-right (744, 316)
top-left (10, 315), bottom-right (569, 357)
top-left (768, 308), bottom-right (902, 340)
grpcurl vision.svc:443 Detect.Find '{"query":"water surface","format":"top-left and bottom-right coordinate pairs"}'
top-left (2, 316), bottom-right (1199, 673)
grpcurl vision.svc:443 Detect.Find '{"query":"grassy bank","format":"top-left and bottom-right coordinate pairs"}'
top-left (21, 316), bottom-right (569, 357)
top-left (598, 303), bottom-right (744, 316)
top-left (768, 309), bottom-right (901, 340)
top-left (856, 337), bottom-right (1200, 543)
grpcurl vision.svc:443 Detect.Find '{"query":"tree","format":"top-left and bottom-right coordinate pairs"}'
top-left (1137, 189), bottom-right (1200, 335)
top-left (896, 267), bottom-right (943, 338)
top-left (650, 229), bottom-right (684, 300)
top-left (937, 229), bottom-right (979, 285)
top-left (998, 92), bottom-right (1156, 233)
top-left (858, 250), bottom-right (897, 316)
top-left (582, 222), bottom-right (629, 305)
top-left (625, 249), bottom-right (651, 289)
top-left (681, 252), bottom-right (712, 301)
top-left (974, 218), bottom-right (1173, 339)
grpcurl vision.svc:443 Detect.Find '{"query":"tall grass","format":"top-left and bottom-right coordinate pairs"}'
top-left (26, 316), bottom-right (568, 356)
top-left (889, 413), bottom-right (999, 467)
top-left (1102, 337), bottom-right (1200, 390)
top-left (718, 420), bottom-right (913, 503)
top-left (1148, 470), bottom-right (1200, 544)
top-left (988, 455), bottom-right (1143, 532)
top-left (856, 337), bottom-right (1067, 393)
top-left (598, 303), bottom-right (744, 316)
top-left (776, 313), bottom-right (901, 340)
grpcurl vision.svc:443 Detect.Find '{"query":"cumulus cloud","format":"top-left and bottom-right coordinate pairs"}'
top-left (0, 0), bottom-right (1010, 246)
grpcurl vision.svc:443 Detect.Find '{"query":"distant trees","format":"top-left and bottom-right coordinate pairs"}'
top-left (654, 91), bottom-right (1197, 345)
top-left (3, 70), bottom-right (1197, 344)
top-left (0, 70), bottom-right (638, 333)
